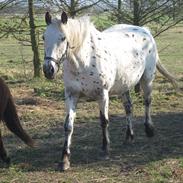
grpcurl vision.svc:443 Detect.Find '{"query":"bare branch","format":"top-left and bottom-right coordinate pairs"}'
top-left (154, 18), bottom-right (183, 37)
top-left (0, 0), bottom-right (15, 10)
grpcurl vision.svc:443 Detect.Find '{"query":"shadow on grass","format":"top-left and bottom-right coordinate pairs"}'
top-left (1, 112), bottom-right (183, 171)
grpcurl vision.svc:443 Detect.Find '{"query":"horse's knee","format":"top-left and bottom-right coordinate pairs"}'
top-left (100, 111), bottom-right (109, 128)
top-left (64, 114), bottom-right (73, 133)
top-left (122, 91), bottom-right (132, 115)
top-left (144, 97), bottom-right (152, 107)
top-left (124, 102), bottom-right (132, 115)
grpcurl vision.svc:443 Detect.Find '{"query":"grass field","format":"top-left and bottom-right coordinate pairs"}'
top-left (0, 22), bottom-right (183, 183)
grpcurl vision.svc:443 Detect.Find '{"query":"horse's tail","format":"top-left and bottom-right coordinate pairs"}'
top-left (0, 78), bottom-right (34, 147)
top-left (3, 96), bottom-right (35, 147)
top-left (156, 56), bottom-right (179, 91)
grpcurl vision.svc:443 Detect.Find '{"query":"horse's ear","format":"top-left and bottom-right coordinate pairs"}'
top-left (61, 11), bottom-right (68, 24)
top-left (45, 12), bottom-right (52, 25)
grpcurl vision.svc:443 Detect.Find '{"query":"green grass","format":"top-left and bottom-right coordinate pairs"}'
top-left (156, 24), bottom-right (183, 74)
top-left (0, 19), bottom-right (183, 182)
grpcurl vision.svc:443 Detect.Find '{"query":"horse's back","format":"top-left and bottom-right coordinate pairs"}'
top-left (104, 24), bottom-right (158, 86)
top-left (104, 24), bottom-right (151, 36)
top-left (103, 24), bottom-right (156, 49)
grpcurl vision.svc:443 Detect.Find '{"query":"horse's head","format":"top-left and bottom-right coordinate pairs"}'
top-left (43, 12), bottom-right (68, 79)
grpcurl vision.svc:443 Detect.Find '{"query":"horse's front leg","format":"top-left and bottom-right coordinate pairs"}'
top-left (59, 92), bottom-right (79, 171)
top-left (98, 89), bottom-right (110, 159)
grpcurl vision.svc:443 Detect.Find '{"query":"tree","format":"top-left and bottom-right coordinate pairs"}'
top-left (28, 0), bottom-right (41, 77)
top-left (103, 0), bottom-right (183, 35)
top-left (0, 0), bottom-right (42, 78)
top-left (43, 0), bottom-right (102, 17)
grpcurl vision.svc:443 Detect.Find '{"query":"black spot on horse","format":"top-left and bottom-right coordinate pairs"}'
top-left (99, 73), bottom-right (104, 78)
top-left (133, 28), bottom-right (138, 31)
top-left (149, 50), bottom-right (151, 53)
top-left (91, 46), bottom-right (95, 50)
top-left (104, 50), bottom-right (108, 54)
top-left (143, 37), bottom-right (146, 41)
top-left (92, 56), bottom-right (96, 59)
top-left (92, 64), bottom-right (96, 67)
top-left (98, 37), bottom-right (102, 40)
top-left (125, 33), bottom-right (130, 37)
top-left (96, 54), bottom-right (101, 58)
top-left (143, 31), bottom-right (148, 35)
top-left (90, 72), bottom-right (94, 76)
top-left (132, 34), bottom-right (135, 37)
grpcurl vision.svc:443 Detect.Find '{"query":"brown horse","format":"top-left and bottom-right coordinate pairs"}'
top-left (0, 77), bottom-right (34, 164)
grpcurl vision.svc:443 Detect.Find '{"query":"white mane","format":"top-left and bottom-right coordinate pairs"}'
top-left (60, 16), bottom-right (92, 53)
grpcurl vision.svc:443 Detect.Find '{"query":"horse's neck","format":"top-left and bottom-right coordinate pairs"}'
top-left (68, 27), bottom-right (97, 70)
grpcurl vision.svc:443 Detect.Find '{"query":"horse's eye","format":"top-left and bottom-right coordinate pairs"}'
top-left (61, 37), bottom-right (65, 41)
top-left (42, 35), bottom-right (45, 41)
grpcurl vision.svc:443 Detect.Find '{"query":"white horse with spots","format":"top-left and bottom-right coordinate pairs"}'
top-left (43, 12), bottom-right (177, 171)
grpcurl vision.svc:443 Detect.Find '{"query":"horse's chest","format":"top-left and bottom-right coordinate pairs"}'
top-left (63, 64), bottom-right (115, 98)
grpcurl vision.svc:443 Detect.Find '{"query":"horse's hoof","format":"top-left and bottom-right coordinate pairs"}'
top-left (144, 123), bottom-right (154, 137)
top-left (123, 138), bottom-right (134, 145)
top-left (100, 153), bottom-right (110, 160)
top-left (57, 161), bottom-right (70, 171)
top-left (125, 134), bottom-right (134, 142)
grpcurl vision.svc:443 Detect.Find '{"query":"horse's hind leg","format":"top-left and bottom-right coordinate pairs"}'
top-left (122, 91), bottom-right (134, 142)
top-left (98, 89), bottom-right (110, 158)
top-left (140, 79), bottom-right (154, 137)
top-left (0, 129), bottom-right (10, 164)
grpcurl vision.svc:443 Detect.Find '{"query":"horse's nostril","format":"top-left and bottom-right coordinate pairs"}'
top-left (50, 65), bottom-right (54, 74)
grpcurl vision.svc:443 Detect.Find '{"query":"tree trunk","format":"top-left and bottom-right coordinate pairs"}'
top-left (133, 0), bottom-right (141, 93)
top-left (28, 0), bottom-right (41, 77)
top-left (70, 0), bottom-right (77, 18)
top-left (117, 0), bottom-right (122, 23)
top-left (133, 0), bottom-right (140, 26)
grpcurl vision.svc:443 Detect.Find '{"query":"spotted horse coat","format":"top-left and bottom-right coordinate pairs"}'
top-left (43, 12), bottom-right (177, 171)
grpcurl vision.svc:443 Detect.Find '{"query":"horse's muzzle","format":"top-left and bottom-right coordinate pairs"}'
top-left (43, 63), bottom-right (55, 79)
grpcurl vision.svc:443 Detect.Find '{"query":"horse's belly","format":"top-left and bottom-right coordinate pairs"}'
top-left (110, 65), bottom-right (144, 95)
